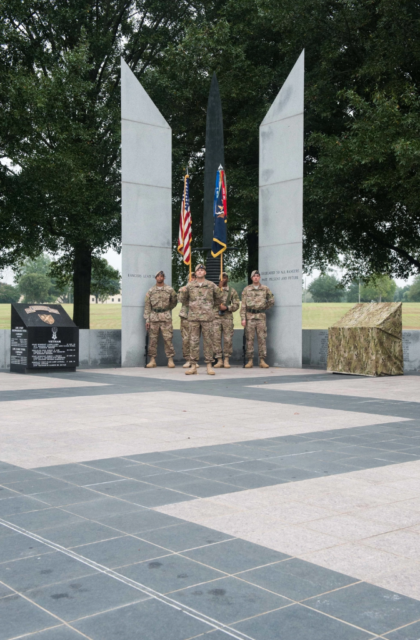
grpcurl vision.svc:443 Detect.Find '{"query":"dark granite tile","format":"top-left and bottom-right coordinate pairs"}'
top-left (18, 626), bottom-right (88, 639)
top-left (185, 466), bottom-right (249, 482)
top-left (238, 558), bottom-right (357, 600)
top-left (137, 523), bottom-right (233, 552)
top-left (306, 582), bottom-right (420, 635)
top-left (228, 473), bottom-right (286, 489)
top-left (0, 495), bottom-right (49, 517)
top-left (140, 472), bottom-right (201, 488)
top-left (144, 458), bottom-right (213, 472)
top-left (94, 509), bottom-right (183, 534)
top-left (0, 462), bottom-right (19, 473)
top-left (0, 469), bottom-right (47, 485)
top-left (64, 497), bottom-right (145, 520)
top-left (169, 479), bottom-right (241, 499)
top-left (32, 464), bottom-right (89, 478)
top-left (5, 507), bottom-right (85, 532)
top-left (32, 486), bottom-right (100, 507)
top-left (76, 535), bottom-right (168, 568)
top-left (81, 457), bottom-right (144, 471)
top-left (26, 572), bottom-right (147, 621)
top-left (73, 598), bottom-right (209, 640)
top-left (0, 552), bottom-right (97, 592)
top-left (2, 477), bottom-right (72, 496)
top-left (261, 467), bottom-right (321, 482)
top-left (0, 594), bottom-right (58, 640)
top-left (90, 479), bottom-right (154, 497)
top-left (119, 554), bottom-right (224, 593)
top-left (115, 464), bottom-right (171, 480)
top-left (124, 452), bottom-right (179, 463)
top-left (226, 460), bottom-right (285, 473)
top-left (0, 583), bottom-right (13, 599)
top-left (0, 487), bottom-right (20, 501)
top-left (121, 487), bottom-right (194, 508)
top-left (192, 453), bottom-right (248, 465)
top-left (385, 620), bottom-right (420, 639)
top-left (0, 532), bottom-right (52, 564)
top-left (182, 539), bottom-right (290, 574)
top-left (65, 470), bottom-right (125, 486)
top-left (170, 576), bottom-right (291, 624)
top-left (39, 520), bottom-right (121, 548)
top-left (234, 603), bottom-right (374, 640)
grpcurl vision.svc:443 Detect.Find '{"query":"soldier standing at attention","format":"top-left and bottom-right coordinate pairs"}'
top-left (180, 264), bottom-right (223, 376)
top-left (144, 271), bottom-right (177, 368)
top-left (241, 270), bottom-right (274, 368)
top-left (213, 272), bottom-right (240, 369)
top-left (179, 272), bottom-right (196, 369)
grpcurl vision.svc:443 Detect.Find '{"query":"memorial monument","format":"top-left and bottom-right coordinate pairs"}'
top-left (11, 303), bottom-right (78, 373)
top-left (259, 50), bottom-right (304, 368)
top-left (121, 59), bottom-right (172, 367)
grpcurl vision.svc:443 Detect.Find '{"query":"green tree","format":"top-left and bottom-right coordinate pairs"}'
top-left (0, 282), bottom-right (19, 303)
top-left (0, 0), bottom-right (203, 328)
top-left (361, 276), bottom-right (397, 302)
top-left (394, 284), bottom-right (411, 302)
top-left (16, 254), bottom-right (62, 301)
top-left (91, 258), bottom-right (121, 303)
top-left (408, 276), bottom-right (420, 301)
top-left (18, 273), bottom-right (51, 303)
top-left (308, 274), bottom-right (343, 302)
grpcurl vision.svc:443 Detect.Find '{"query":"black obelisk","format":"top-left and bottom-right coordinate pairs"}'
top-left (203, 74), bottom-right (225, 283)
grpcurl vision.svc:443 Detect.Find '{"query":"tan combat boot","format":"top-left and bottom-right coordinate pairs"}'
top-left (244, 359), bottom-right (253, 368)
top-left (259, 358), bottom-right (269, 368)
top-left (224, 358), bottom-right (231, 369)
top-left (167, 357), bottom-right (175, 368)
top-left (185, 364), bottom-right (197, 375)
top-left (182, 361), bottom-right (191, 368)
top-left (213, 359), bottom-right (224, 368)
top-left (146, 357), bottom-right (156, 368)
top-left (206, 363), bottom-right (215, 375)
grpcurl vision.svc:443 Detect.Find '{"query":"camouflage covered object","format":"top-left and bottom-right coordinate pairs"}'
top-left (327, 302), bottom-right (403, 376)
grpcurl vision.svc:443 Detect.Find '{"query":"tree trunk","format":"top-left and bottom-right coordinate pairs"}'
top-left (246, 229), bottom-right (258, 284)
top-left (73, 246), bottom-right (92, 329)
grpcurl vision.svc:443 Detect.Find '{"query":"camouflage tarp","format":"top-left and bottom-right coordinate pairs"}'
top-left (327, 302), bottom-right (403, 376)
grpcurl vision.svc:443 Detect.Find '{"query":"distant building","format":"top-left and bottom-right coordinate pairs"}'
top-left (90, 293), bottom-right (122, 304)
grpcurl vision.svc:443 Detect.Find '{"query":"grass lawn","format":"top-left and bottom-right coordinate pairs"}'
top-left (1, 302), bottom-right (419, 330)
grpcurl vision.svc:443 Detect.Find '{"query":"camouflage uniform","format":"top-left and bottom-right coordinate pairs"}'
top-left (179, 280), bottom-right (223, 364)
top-left (241, 284), bottom-right (274, 359)
top-left (178, 287), bottom-right (190, 360)
top-left (212, 286), bottom-right (240, 359)
top-left (327, 302), bottom-right (403, 376)
top-left (144, 284), bottom-right (177, 358)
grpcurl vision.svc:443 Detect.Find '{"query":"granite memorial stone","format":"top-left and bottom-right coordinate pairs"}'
top-left (10, 303), bottom-right (79, 373)
top-left (259, 50), bottom-right (304, 368)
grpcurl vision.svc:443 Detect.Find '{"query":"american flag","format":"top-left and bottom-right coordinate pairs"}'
top-left (177, 174), bottom-right (192, 265)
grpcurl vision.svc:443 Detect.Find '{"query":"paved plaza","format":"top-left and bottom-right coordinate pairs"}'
top-left (1, 366), bottom-right (420, 639)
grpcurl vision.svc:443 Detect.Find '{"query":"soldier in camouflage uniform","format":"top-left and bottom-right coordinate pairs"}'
top-left (213, 272), bottom-right (240, 369)
top-left (179, 264), bottom-right (223, 375)
top-left (241, 269), bottom-right (274, 368)
top-left (178, 273), bottom-right (198, 369)
top-left (144, 271), bottom-right (178, 368)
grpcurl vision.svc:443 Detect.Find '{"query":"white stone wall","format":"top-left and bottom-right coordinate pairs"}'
top-left (259, 51), bottom-right (304, 368)
top-left (121, 59), bottom-right (172, 367)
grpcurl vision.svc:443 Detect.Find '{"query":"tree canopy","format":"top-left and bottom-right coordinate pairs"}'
top-left (1, 0), bottom-right (419, 317)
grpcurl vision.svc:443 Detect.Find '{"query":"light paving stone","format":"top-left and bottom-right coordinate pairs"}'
top-left (361, 530), bottom-right (420, 560)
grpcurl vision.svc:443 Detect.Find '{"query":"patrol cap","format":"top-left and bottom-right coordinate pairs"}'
top-left (251, 270), bottom-right (260, 277)
top-left (221, 272), bottom-right (229, 278)
top-left (195, 264), bottom-right (206, 273)
top-left (155, 270), bottom-right (165, 278)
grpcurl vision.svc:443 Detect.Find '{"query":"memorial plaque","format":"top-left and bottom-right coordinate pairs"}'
top-left (10, 303), bottom-right (79, 374)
